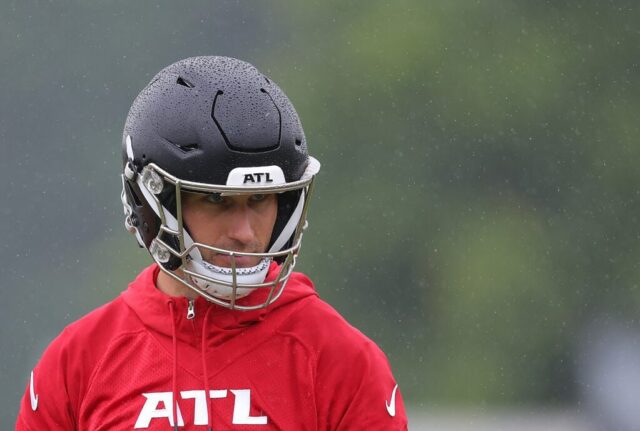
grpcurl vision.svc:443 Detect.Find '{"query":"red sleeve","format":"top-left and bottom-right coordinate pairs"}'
top-left (315, 337), bottom-right (409, 431)
top-left (15, 329), bottom-right (79, 430)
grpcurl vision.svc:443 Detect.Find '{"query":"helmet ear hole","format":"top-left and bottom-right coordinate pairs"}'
top-left (122, 178), bottom-right (161, 250)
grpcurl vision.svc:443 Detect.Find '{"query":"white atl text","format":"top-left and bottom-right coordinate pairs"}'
top-left (134, 389), bottom-right (267, 428)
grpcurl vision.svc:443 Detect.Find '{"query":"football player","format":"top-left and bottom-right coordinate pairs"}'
top-left (17, 56), bottom-right (408, 430)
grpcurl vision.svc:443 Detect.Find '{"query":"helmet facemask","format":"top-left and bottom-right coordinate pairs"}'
top-left (122, 139), bottom-right (320, 310)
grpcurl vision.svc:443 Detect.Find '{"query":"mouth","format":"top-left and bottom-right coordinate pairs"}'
top-left (210, 253), bottom-right (262, 268)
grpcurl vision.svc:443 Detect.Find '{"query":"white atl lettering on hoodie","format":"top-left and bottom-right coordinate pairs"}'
top-left (135, 389), bottom-right (266, 428)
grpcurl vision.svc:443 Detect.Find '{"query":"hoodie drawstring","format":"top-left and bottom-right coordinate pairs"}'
top-left (201, 305), bottom-right (214, 431)
top-left (168, 302), bottom-right (180, 431)
top-left (167, 300), bottom-right (213, 430)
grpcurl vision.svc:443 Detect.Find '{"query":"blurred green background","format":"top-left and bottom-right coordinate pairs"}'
top-left (2, 1), bottom-right (639, 429)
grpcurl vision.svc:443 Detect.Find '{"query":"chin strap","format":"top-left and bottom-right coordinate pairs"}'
top-left (185, 257), bottom-right (271, 300)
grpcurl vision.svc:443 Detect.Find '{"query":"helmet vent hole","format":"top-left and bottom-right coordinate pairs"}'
top-left (177, 142), bottom-right (199, 152)
top-left (162, 137), bottom-right (199, 153)
top-left (176, 76), bottom-right (194, 88)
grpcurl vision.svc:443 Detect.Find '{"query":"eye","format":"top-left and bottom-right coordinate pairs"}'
top-left (206, 193), bottom-right (225, 204)
top-left (249, 193), bottom-right (268, 202)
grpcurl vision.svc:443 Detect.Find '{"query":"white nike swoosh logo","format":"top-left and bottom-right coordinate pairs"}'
top-left (385, 384), bottom-right (398, 417)
top-left (30, 371), bottom-right (39, 411)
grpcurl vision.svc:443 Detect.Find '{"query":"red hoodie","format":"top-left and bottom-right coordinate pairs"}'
top-left (16, 263), bottom-right (408, 430)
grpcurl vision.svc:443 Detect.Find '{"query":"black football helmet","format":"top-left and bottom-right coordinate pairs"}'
top-left (120, 56), bottom-right (320, 310)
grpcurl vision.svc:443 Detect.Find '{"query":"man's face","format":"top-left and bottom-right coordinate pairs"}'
top-left (181, 191), bottom-right (277, 268)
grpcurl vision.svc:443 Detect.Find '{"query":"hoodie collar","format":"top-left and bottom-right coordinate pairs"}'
top-left (121, 263), bottom-right (317, 345)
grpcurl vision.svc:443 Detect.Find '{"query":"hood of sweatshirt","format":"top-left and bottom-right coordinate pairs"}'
top-left (121, 262), bottom-right (318, 348)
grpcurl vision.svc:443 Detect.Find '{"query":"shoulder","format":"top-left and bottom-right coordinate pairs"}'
top-left (278, 293), bottom-right (389, 366)
top-left (38, 295), bottom-right (144, 379)
top-left (18, 296), bottom-right (144, 428)
top-left (276, 289), bottom-right (409, 430)
top-left (54, 295), bottom-right (142, 353)
top-left (35, 294), bottom-right (146, 395)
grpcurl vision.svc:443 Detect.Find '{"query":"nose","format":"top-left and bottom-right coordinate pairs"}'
top-left (226, 205), bottom-right (255, 247)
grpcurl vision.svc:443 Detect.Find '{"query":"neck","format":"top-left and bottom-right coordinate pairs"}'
top-left (156, 269), bottom-right (199, 300)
